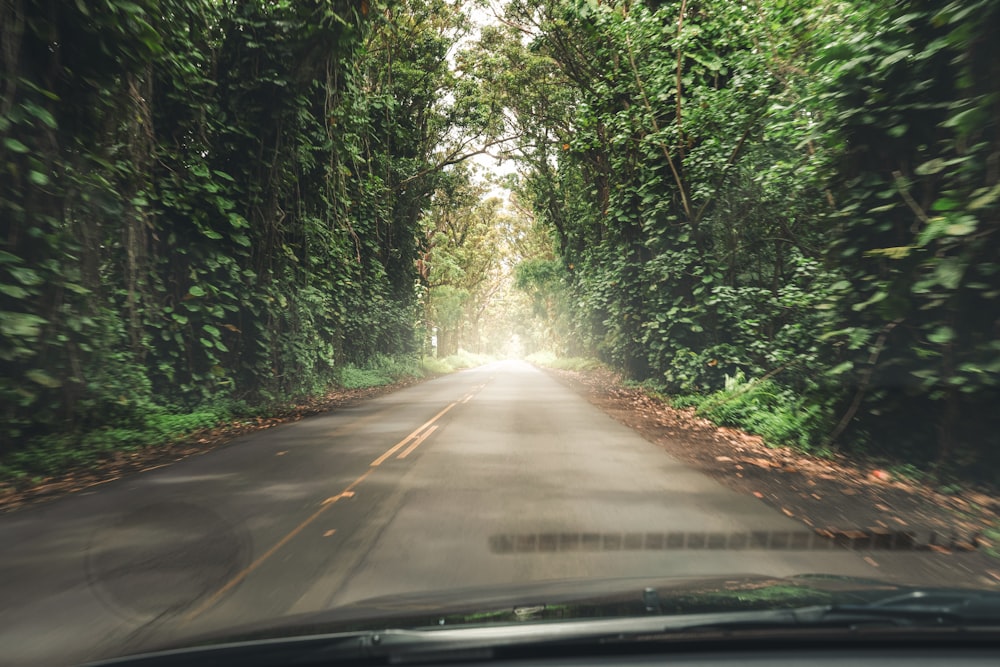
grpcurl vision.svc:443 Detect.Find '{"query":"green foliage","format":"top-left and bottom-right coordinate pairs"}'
top-left (420, 166), bottom-right (530, 358)
top-left (3, 0), bottom-right (998, 485)
top-left (0, 404), bottom-right (231, 481)
top-left (687, 373), bottom-right (834, 452)
top-left (471, 0), bottom-right (1000, 477)
top-left (337, 355), bottom-right (425, 390)
top-left (426, 350), bottom-right (495, 373)
top-left (815, 0), bottom-right (1000, 468)
top-left (0, 0), bottom-right (464, 477)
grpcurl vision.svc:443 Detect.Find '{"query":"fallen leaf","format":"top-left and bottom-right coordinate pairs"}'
top-left (753, 491), bottom-right (764, 499)
top-left (715, 456), bottom-right (733, 462)
top-left (781, 507), bottom-right (794, 517)
top-left (863, 556), bottom-right (879, 568)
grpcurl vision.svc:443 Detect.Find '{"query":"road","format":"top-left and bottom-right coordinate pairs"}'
top-left (1, 361), bottom-right (891, 665)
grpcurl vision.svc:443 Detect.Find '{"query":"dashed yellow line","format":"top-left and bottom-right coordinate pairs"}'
top-left (185, 389), bottom-right (475, 621)
top-left (183, 472), bottom-right (363, 622)
top-left (370, 402), bottom-right (456, 466)
top-left (398, 424), bottom-right (439, 459)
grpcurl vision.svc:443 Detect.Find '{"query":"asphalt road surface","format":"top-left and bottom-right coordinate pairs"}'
top-left (0, 361), bottom-right (923, 665)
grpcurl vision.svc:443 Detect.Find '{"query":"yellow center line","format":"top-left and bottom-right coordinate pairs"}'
top-left (370, 401), bottom-right (457, 466)
top-left (186, 398), bottom-right (465, 621)
top-left (183, 468), bottom-right (363, 623)
top-left (321, 489), bottom-right (355, 505)
top-left (397, 424), bottom-right (439, 459)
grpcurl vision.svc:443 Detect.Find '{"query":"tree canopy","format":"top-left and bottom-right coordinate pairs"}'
top-left (2, 0), bottom-right (998, 482)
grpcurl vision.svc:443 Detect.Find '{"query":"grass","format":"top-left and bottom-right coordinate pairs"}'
top-left (336, 353), bottom-right (428, 389)
top-left (671, 372), bottom-right (832, 454)
top-left (0, 406), bottom-right (233, 483)
top-left (422, 349), bottom-right (494, 374)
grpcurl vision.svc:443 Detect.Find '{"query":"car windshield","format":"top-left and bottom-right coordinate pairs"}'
top-left (1, 0), bottom-right (998, 665)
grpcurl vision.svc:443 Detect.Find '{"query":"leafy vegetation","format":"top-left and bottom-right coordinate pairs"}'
top-left (0, 0), bottom-right (478, 484)
top-left (469, 0), bottom-right (999, 480)
top-left (2, 0), bottom-right (998, 486)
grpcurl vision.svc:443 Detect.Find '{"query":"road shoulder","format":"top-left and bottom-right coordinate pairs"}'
top-left (539, 365), bottom-right (1000, 587)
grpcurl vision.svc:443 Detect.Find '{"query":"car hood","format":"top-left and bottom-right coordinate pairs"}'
top-left (182, 572), bottom-right (906, 646)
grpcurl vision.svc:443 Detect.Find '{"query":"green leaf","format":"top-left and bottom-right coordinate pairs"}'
top-left (0, 283), bottom-right (28, 298)
top-left (28, 171), bottom-right (50, 186)
top-left (851, 291), bottom-right (888, 312)
top-left (115, 1), bottom-right (146, 15)
top-left (0, 312), bottom-right (47, 338)
top-left (931, 196), bottom-right (959, 212)
top-left (187, 285), bottom-right (206, 297)
top-left (927, 326), bottom-right (955, 344)
top-left (8, 266), bottom-right (43, 286)
top-left (863, 246), bottom-right (914, 259)
top-left (23, 101), bottom-right (57, 129)
top-left (933, 257), bottom-right (964, 290)
top-left (878, 50), bottom-right (912, 69)
top-left (944, 216), bottom-right (977, 236)
top-left (969, 183), bottom-right (1000, 210)
top-left (827, 361), bottom-right (854, 376)
top-left (25, 369), bottom-right (61, 388)
top-left (3, 138), bottom-right (30, 153)
top-left (917, 216), bottom-right (949, 246)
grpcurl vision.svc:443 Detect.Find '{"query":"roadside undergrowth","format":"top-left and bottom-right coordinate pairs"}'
top-left (0, 355), bottom-right (434, 492)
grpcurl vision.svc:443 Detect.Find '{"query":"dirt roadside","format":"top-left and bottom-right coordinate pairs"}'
top-left (542, 365), bottom-right (1000, 588)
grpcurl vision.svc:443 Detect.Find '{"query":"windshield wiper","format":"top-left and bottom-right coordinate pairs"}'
top-left (823, 590), bottom-right (1000, 627)
top-left (86, 590), bottom-right (1000, 666)
top-left (630, 590), bottom-right (1000, 636)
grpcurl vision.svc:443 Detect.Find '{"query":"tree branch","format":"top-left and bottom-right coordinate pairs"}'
top-left (398, 133), bottom-right (524, 187)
